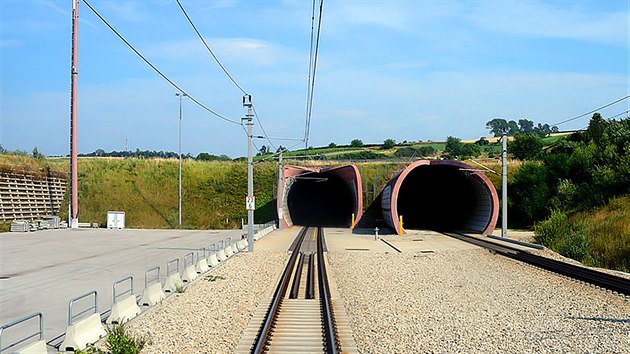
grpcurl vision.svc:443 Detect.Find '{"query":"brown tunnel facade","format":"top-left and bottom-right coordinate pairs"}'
top-left (278, 161), bottom-right (498, 235)
top-left (278, 165), bottom-right (363, 228)
top-left (381, 160), bottom-right (498, 235)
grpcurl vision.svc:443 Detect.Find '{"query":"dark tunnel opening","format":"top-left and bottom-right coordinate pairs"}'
top-left (397, 165), bottom-right (489, 232)
top-left (287, 172), bottom-right (354, 227)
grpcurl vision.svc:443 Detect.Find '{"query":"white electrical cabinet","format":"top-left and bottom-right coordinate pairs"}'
top-left (107, 211), bottom-right (125, 229)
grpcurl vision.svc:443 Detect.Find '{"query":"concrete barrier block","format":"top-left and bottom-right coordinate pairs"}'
top-left (230, 244), bottom-right (239, 254)
top-left (106, 295), bottom-right (141, 325)
top-left (139, 282), bottom-right (165, 307)
top-left (207, 253), bottom-right (220, 267)
top-left (236, 240), bottom-right (246, 251)
top-left (217, 249), bottom-right (227, 262)
top-left (224, 246), bottom-right (234, 257)
top-left (59, 313), bottom-right (106, 352)
top-left (182, 265), bottom-right (198, 283)
top-left (163, 273), bottom-right (183, 293)
top-left (15, 340), bottom-right (47, 354)
top-left (196, 258), bottom-right (210, 274)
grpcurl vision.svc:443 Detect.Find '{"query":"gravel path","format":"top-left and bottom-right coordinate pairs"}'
top-left (328, 249), bottom-right (630, 353)
top-left (126, 251), bottom-right (286, 354)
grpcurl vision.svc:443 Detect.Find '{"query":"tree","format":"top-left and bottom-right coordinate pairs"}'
top-left (486, 118), bottom-right (509, 137)
top-left (509, 133), bottom-right (544, 160)
top-left (258, 145), bottom-right (269, 155)
top-left (350, 139), bottom-right (363, 147)
top-left (276, 145), bottom-right (286, 153)
top-left (475, 137), bottom-right (489, 146)
top-left (382, 138), bottom-right (396, 149)
top-left (32, 147), bottom-right (44, 159)
top-left (518, 119), bottom-right (535, 134)
top-left (328, 142), bottom-right (337, 148)
top-left (445, 136), bottom-right (480, 159)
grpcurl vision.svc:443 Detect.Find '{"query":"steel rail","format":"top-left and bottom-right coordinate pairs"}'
top-left (305, 254), bottom-right (315, 299)
top-left (317, 228), bottom-right (339, 354)
top-left (443, 232), bottom-right (630, 296)
top-left (252, 227), bottom-right (309, 354)
top-left (289, 254), bottom-right (305, 299)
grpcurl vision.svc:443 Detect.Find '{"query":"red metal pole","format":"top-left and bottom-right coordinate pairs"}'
top-left (70, 0), bottom-right (79, 228)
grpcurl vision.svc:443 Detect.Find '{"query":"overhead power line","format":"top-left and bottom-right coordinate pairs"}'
top-left (304, 0), bottom-right (324, 148)
top-left (81, 0), bottom-right (240, 125)
top-left (175, 0), bottom-right (247, 95)
top-left (175, 0), bottom-right (288, 151)
top-left (551, 95), bottom-right (630, 126)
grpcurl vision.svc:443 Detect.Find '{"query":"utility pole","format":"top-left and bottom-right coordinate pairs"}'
top-left (501, 131), bottom-right (508, 237)
top-left (176, 92), bottom-right (187, 227)
top-left (277, 149), bottom-right (283, 229)
top-left (243, 95), bottom-right (255, 252)
top-left (69, 0), bottom-right (79, 229)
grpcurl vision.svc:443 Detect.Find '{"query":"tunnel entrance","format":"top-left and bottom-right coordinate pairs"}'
top-left (397, 165), bottom-right (478, 231)
top-left (383, 161), bottom-right (498, 235)
top-left (287, 171), bottom-right (354, 227)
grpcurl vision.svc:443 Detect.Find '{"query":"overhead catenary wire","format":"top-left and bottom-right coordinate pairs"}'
top-left (81, 0), bottom-right (240, 126)
top-left (175, 0), bottom-right (247, 96)
top-left (550, 95), bottom-right (629, 126)
top-left (176, 0), bottom-right (284, 151)
top-left (304, 0), bottom-right (324, 149)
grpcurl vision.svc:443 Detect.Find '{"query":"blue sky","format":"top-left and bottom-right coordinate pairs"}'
top-left (1, 0), bottom-right (629, 158)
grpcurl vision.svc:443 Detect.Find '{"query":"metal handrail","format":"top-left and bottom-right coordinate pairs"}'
top-left (68, 291), bottom-right (98, 326)
top-left (166, 258), bottom-right (179, 276)
top-left (0, 312), bottom-right (43, 353)
top-left (196, 248), bottom-right (206, 261)
top-left (112, 276), bottom-right (134, 303)
top-left (144, 266), bottom-right (160, 289)
top-left (183, 252), bottom-right (194, 268)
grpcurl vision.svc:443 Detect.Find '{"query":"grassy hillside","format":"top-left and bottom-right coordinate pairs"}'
top-left (1, 155), bottom-right (278, 229)
top-left (576, 195), bottom-right (630, 272)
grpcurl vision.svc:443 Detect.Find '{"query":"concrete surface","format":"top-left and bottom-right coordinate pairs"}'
top-left (0, 228), bottom-right (244, 347)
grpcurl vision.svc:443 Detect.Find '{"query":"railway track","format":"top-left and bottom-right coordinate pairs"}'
top-left (238, 227), bottom-right (353, 354)
top-left (443, 232), bottom-right (630, 296)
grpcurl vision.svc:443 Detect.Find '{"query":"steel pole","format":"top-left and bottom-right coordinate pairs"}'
top-left (244, 96), bottom-right (254, 252)
top-left (69, 0), bottom-right (79, 228)
top-left (501, 131), bottom-right (508, 237)
top-left (277, 149), bottom-right (283, 229)
top-left (178, 94), bottom-right (183, 226)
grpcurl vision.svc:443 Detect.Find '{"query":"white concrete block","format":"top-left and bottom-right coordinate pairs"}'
top-left (139, 282), bottom-right (165, 307)
top-left (15, 340), bottom-right (47, 354)
top-left (163, 273), bottom-right (183, 293)
top-left (196, 258), bottom-right (210, 274)
top-left (208, 253), bottom-right (220, 267)
top-left (182, 265), bottom-right (198, 283)
top-left (106, 295), bottom-right (141, 325)
top-left (59, 313), bottom-right (106, 352)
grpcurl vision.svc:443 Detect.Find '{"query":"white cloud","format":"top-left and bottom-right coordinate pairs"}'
top-left (144, 37), bottom-right (300, 68)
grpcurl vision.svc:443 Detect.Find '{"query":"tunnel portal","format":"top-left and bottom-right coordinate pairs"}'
top-left (287, 172), bottom-right (354, 227)
top-left (279, 165), bottom-right (363, 228)
top-left (383, 160), bottom-right (498, 235)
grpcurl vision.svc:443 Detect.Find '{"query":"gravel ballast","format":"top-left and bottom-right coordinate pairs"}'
top-left (328, 249), bottom-right (630, 353)
top-left (126, 251), bottom-right (286, 354)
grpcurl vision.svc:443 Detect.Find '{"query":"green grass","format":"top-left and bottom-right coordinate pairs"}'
top-left (1, 155), bottom-right (277, 230)
top-left (572, 195), bottom-right (630, 272)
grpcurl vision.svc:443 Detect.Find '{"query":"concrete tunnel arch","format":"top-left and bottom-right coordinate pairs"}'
top-left (381, 160), bottom-right (499, 235)
top-left (278, 165), bottom-right (363, 228)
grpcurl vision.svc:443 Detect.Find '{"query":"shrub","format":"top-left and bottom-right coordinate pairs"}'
top-left (534, 210), bottom-right (592, 264)
top-left (104, 322), bottom-right (150, 354)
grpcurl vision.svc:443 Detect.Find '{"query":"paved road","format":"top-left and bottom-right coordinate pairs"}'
top-left (0, 227), bottom-right (245, 347)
